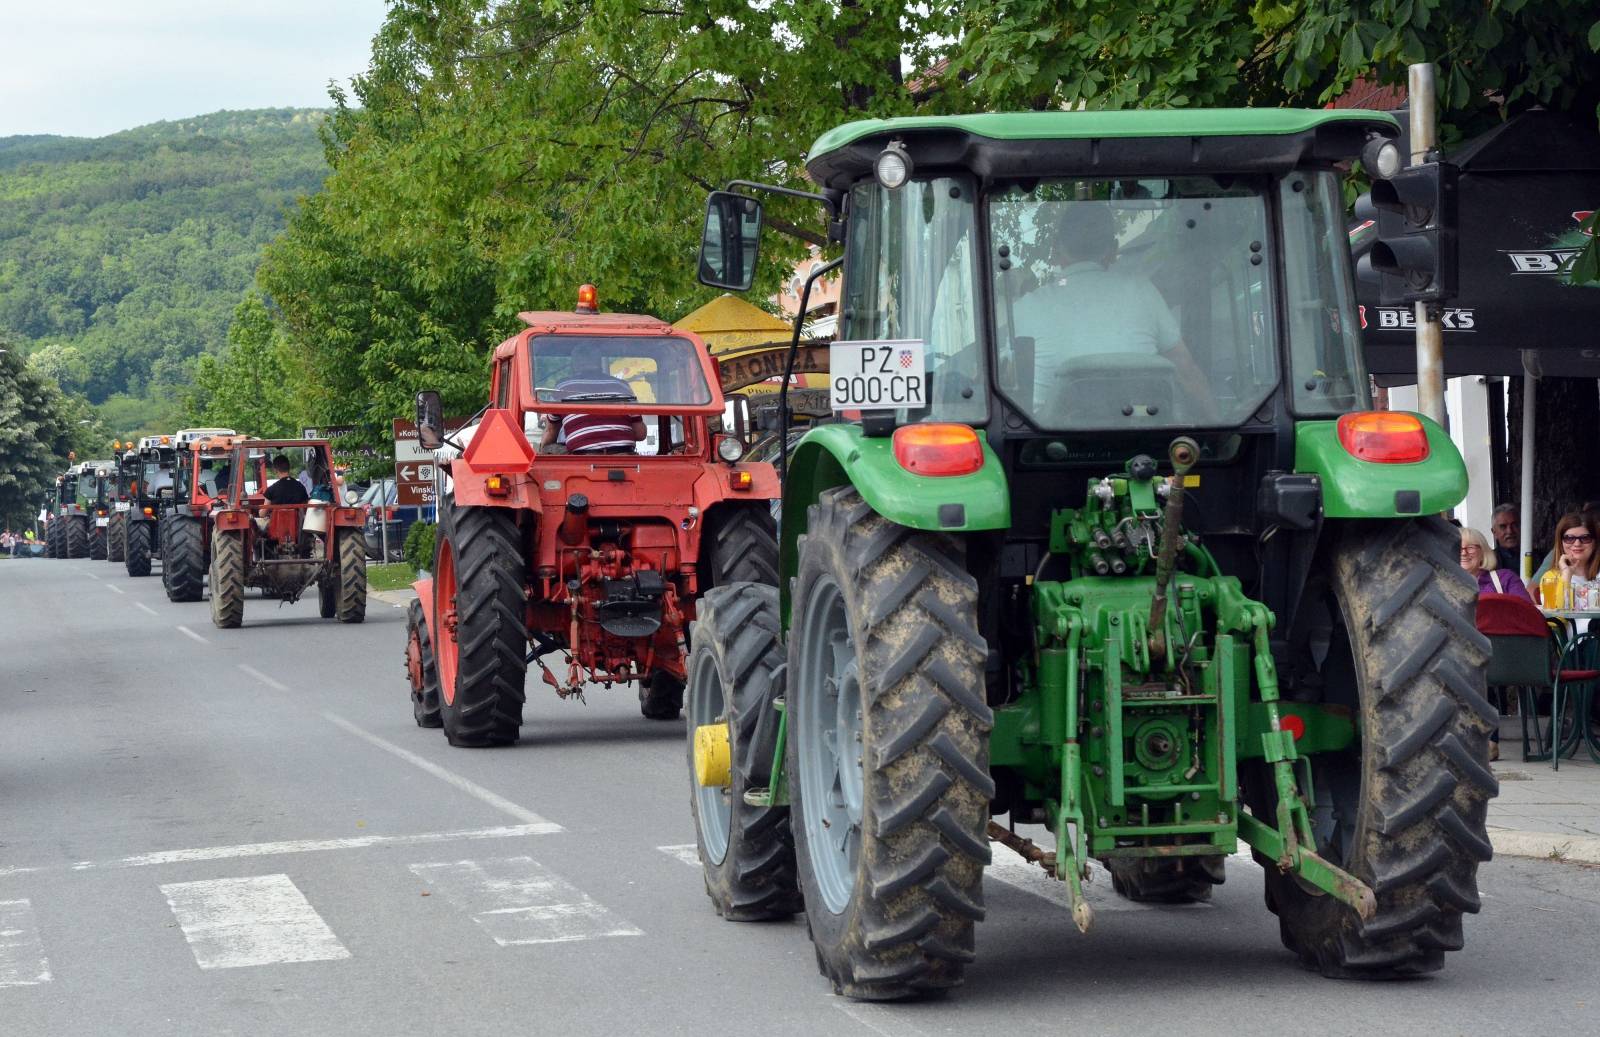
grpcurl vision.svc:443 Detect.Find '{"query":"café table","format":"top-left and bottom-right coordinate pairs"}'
top-left (1537, 607), bottom-right (1600, 767)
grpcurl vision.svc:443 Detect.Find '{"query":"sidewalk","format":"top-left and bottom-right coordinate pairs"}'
top-left (1490, 716), bottom-right (1600, 863)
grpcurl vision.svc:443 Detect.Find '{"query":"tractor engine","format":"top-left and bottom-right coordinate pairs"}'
top-left (532, 499), bottom-right (690, 694)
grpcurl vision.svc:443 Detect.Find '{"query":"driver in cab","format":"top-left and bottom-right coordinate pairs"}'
top-left (1012, 203), bottom-right (1213, 419)
top-left (265, 455), bottom-right (310, 505)
top-left (539, 352), bottom-right (647, 455)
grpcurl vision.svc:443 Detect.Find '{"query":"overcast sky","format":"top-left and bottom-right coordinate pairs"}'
top-left (0, 1), bottom-right (390, 137)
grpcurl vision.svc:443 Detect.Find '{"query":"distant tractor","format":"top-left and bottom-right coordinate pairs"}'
top-left (405, 286), bottom-right (780, 746)
top-left (206, 439), bottom-right (367, 628)
top-left (51, 461), bottom-right (111, 559)
top-left (684, 110), bottom-right (1494, 998)
top-left (163, 429), bottom-right (242, 602)
top-left (121, 434), bottom-right (178, 577)
top-left (83, 462), bottom-right (114, 560)
top-left (107, 443), bottom-right (137, 564)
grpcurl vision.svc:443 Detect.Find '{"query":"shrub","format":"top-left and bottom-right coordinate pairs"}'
top-left (404, 520), bottom-right (436, 574)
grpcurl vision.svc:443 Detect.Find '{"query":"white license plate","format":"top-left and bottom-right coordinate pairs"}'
top-left (829, 339), bottom-right (926, 411)
top-left (115, 501), bottom-right (131, 512)
top-left (96, 517), bottom-right (109, 527)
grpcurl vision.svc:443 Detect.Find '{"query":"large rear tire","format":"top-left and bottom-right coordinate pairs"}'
top-left (705, 505), bottom-right (779, 587)
top-left (1257, 516), bottom-right (1495, 977)
top-left (406, 599), bottom-right (443, 728)
top-left (165, 516), bottom-right (205, 602)
top-left (788, 488), bottom-right (992, 1001)
top-left (65, 517), bottom-right (88, 559)
top-left (46, 521), bottom-right (59, 558)
top-left (209, 529), bottom-right (245, 628)
top-left (639, 671), bottom-right (685, 720)
top-left (107, 513), bottom-right (126, 562)
top-left (125, 520), bottom-right (152, 577)
top-left (335, 530), bottom-right (367, 623)
top-left (434, 502), bottom-right (527, 747)
top-left (687, 583), bottom-right (802, 920)
top-left (89, 522), bottom-right (107, 560)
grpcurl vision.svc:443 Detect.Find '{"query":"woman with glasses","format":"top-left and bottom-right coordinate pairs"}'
top-left (1460, 527), bottom-right (1532, 601)
top-left (1553, 512), bottom-right (1600, 585)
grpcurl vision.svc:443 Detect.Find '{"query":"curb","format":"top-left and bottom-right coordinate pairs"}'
top-left (1488, 826), bottom-right (1600, 865)
top-left (371, 588), bottom-right (417, 607)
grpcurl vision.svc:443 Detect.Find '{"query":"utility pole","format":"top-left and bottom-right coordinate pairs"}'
top-left (1409, 62), bottom-right (1447, 427)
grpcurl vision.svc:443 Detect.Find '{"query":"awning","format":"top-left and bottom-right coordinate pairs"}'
top-left (1356, 111), bottom-right (1600, 384)
top-left (675, 294), bottom-right (829, 395)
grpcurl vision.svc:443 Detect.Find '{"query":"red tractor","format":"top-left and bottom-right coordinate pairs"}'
top-left (163, 432), bottom-right (247, 602)
top-left (207, 439), bottom-right (369, 628)
top-left (406, 287), bottom-right (781, 747)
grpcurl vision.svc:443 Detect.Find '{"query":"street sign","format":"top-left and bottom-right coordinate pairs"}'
top-left (395, 461), bottom-right (437, 506)
top-left (393, 417), bottom-right (471, 464)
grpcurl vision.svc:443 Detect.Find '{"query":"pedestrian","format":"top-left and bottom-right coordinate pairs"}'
top-left (1490, 503), bottom-right (1519, 573)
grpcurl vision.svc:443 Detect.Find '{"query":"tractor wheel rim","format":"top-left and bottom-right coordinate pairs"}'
top-left (436, 539), bottom-right (460, 706)
top-left (690, 648), bottom-right (731, 866)
top-left (796, 571), bottom-right (862, 915)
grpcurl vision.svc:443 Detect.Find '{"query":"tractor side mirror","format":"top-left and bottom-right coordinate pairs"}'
top-left (416, 391), bottom-right (444, 451)
top-left (698, 191), bottom-right (762, 291)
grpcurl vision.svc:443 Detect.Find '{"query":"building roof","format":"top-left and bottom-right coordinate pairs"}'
top-left (674, 294), bottom-right (793, 355)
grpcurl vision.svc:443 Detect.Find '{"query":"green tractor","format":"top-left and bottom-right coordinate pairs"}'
top-left (684, 110), bottom-right (1494, 1000)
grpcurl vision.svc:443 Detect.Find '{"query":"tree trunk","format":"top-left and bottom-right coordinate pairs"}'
top-left (1507, 376), bottom-right (1600, 556)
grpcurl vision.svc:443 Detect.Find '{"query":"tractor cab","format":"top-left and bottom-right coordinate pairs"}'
top-left (685, 110), bottom-right (1491, 997)
top-left (117, 434), bottom-right (177, 577)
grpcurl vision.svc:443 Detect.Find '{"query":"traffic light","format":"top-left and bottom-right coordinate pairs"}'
top-left (1355, 161), bottom-right (1458, 305)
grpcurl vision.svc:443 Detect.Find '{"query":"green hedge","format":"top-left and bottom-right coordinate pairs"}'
top-left (404, 520), bottom-right (436, 574)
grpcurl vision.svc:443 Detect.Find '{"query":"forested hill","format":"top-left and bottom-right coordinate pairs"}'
top-left (0, 108), bottom-right (327, 431)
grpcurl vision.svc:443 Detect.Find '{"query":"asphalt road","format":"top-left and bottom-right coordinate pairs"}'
top-left (2, 557), bottom-right (1596, 1036)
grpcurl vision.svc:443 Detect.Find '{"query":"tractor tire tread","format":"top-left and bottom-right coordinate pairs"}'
top-left (706, 505), bottom-right (779, 587)
top-left (438, 503), bottom-right (526, 747)
top-left (209, 529), bottom-right (245, 628)
top-left (165, 517), bottom-right (204, 601)
top-left (336, 530), bottom-right (367, 623)
top-left (125, 520), bottom-right (152, 577)
top-left (406, 599), bottom-right (443, 727)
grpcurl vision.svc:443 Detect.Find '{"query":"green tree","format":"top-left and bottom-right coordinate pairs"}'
top-left (186, 294), bottom-right (299, 437)
top-left (0, 336), bottom-right (81, 530)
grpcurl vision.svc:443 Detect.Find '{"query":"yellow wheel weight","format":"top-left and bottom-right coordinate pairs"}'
top-left (694, 722), bottom-right (732, 788)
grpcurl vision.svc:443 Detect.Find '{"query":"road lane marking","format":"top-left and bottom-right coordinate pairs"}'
top-left (134, 601), bottom-right (159, 616)
top-left (0, 899), bottom-right (52, 987)
top-left (0, 824), bottom-right (557, 880)
top-left (657, 844), bottom-right (700, 867)
top-left (106, 583), bottom-right (125, 595)
top-left (162, 874), bottom-right (350, 970)
top-left (322, 711), bottom-right (560, 829)
top-left (238, 663), bottom-right (289, 692)
top-left (409, 857), bottom-right (641, 945)
top-left (176, 625), bottom-right (209, 645)
top-left (834, 1002), bottom-right (930, 1037)
top-left (84, 571), bottom-right (100, 580)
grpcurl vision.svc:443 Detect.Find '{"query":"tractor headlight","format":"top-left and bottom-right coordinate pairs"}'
top-left (716, 435), bottom-right (745, 463)
top-left (1360, 136), bottom-right (1402, 180)
top-left (874, 142), bottom-right (912, 190)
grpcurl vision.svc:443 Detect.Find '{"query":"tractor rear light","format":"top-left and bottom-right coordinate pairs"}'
top-left (1281, 714), bottom-right (1306, 741)
top-left (486, 474), bottom-right (509, 496)
top-left (1336, 411), bottom-right (1429, 464)
top-left (891, 423), bottom-right (984, 477)
top-left (729, 470), bottom-right (753, 491)
top-left (143, 507), bottom-right (154, 516)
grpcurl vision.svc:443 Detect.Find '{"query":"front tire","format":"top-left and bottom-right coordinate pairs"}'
top-left (687, 583), bottom-right (801, 920)
top-left (1259, 516), bottom-right (1495, 977)
top-left (209, 529), bottom-right (245, 628)
top-left (640, 671), bottom-right (685, 720)
top-left (107, 513), bottom-right (126, 562)
top-left (335, 530), bottom-right (367, 623)
top-left (90, 522), bottom-right (107, 560)
top-left (788, 488), bottom-right (992, 1001)
top-left (165, 516), bottom-right (205, 602)
top-left (434, 502), bottom-right (527, 747)
top-left (406, 599), bottom-right (443, 727)
top-left (65, 517), bottom-right (88, 559)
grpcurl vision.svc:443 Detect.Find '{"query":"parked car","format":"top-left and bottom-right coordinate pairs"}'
top-left (361, 479), bottom-right (422, 561)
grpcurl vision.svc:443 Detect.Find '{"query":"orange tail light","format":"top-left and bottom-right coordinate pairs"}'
top-left (1336, 411), bottom-right (1429, 464)
top-left (891, 423), bottom-right (984, 477)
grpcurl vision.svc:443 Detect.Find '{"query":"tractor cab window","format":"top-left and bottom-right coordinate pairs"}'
top-left (989, 176), bottom-right (1277, 431)
top-left (529, 335), bottom-right (712, 408)
top-left (841, 176), bottom-right (985, 425)
top-left (60, 476), bottom-right (78, 504)
top-left (1281, 172), bottom-right (1367, 415)
top-left (141, 459), bottom-right (174, 499)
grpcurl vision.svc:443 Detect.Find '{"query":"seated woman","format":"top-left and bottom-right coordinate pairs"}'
top-left (1460, 527), bottom-right (1532, 601)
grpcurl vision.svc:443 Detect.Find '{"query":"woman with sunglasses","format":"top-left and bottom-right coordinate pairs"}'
top-left (1553, 512), bottom-right (1600, 584)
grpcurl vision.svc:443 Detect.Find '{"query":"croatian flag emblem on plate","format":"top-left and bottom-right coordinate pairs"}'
top-left (899, 349), bottom-right (914, 369)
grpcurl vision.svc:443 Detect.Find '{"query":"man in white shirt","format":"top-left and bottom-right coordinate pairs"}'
top-left (1011, 203), bottom-right (1213, 422)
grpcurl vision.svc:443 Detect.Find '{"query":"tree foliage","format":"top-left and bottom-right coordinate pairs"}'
top-left (0, 335), bottom-right (88, 529)
top-left (185, 294), bottom-right (300, 438)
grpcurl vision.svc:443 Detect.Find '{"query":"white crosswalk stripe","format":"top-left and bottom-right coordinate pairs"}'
top-left (409, 856), bottom-right (642, 946)
top-left (0, 899), bottom-right (52, 987)
top-left (161, 874), bottom-right (351, 970)
top-left (656, 844), bottom-right (700, 867)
